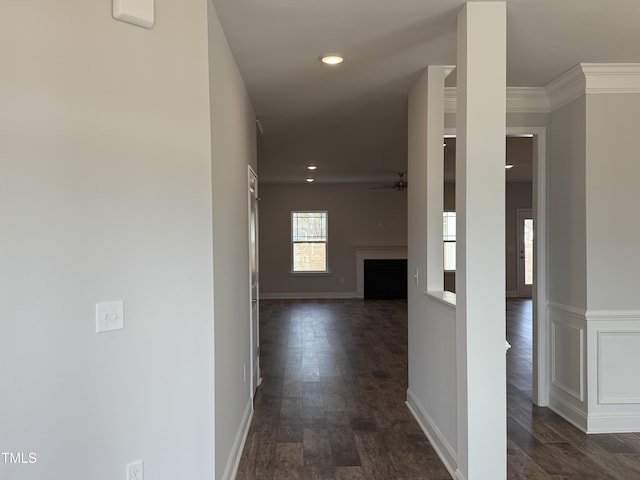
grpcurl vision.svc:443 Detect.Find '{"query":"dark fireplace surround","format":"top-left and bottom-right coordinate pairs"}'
top-left (363, 259), bottom-right (408, 300)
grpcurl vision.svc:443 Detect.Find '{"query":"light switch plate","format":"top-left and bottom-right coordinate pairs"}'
top-left (113, 0), bottom-right (154, 29)
top-left (96, 300), bottom-right (124, 333)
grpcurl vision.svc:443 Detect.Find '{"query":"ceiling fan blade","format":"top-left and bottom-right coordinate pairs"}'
top-left (369, 174), bottom-right (408, 190)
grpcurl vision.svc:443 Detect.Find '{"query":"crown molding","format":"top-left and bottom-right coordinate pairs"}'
top-left (443, 64), bottom-right (640, 115)
top-left (545, 63), bottom-right (640, 111)
top-left (505, 87), bottom-right (550, 113)
top-left (544, 64), bottom-right (586, 111)
top-left (582, 63), bottom-right (640, 93)
top-left (444, 87), bottom-right (550, 114)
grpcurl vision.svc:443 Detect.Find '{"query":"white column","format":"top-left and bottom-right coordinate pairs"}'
top-left (455, 2), bottom-right (506, 480)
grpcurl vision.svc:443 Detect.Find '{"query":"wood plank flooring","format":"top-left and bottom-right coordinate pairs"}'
top-left (236, 299), bottom-right (640, 479)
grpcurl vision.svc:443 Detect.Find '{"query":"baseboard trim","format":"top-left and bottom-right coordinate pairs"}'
top-left (221, 398), bottom-right (253, 480)
top-left (406, 389), bottom-right (457, 478)
top-left (454, 469), bottom-right (467, 480)
top-left (587, 413), bottom-right (640, 434)
top-left (548, 391), bottom-right (588, 433)
top-left (260, 291), bottom-right (358, 300)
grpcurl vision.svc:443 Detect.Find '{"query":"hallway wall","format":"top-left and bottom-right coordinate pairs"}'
top-left (208, 1), bottom-right (258, 476)
top-left (0, 1), bottom-right (215, 478)
top-left (548, 84), bottom-right (640, 433)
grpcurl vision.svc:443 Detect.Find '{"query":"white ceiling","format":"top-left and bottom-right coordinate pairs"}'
top-left (212, 0), bottom-right (640, 184)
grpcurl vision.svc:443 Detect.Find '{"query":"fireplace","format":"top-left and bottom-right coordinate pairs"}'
top-left (364, 259), bottom-right (407, 299)
top-left (355, 246), bottom-right (407, 299)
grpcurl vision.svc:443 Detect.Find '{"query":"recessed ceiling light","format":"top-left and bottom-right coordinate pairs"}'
top-left (306, 177), bottom-right (315, 183)
top-left (321, 54), bottom-right (344, 65)
top-left (307, 165), bottom-right (317, 170)
top-left (505, 164), bottom-right (514, 169)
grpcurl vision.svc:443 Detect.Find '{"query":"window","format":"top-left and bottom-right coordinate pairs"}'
top-left (292, 211), bottom-right (328, 272)
top-left (443, 212), bottom-right (456, 271)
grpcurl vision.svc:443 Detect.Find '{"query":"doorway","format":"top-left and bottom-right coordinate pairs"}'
top-left (444, 127), bottom-right (548, 406)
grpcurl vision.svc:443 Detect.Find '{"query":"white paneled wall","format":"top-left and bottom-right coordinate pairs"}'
top-left (587, 313), bottom-right (640, 432)
top-left (549, 303), bottom-right (640, 433)
top-left (548, 304), bottom-right (588, 430)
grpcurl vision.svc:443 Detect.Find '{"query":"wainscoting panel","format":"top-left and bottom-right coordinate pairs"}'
top-left (585, 310), bottom-right (640, 433)
top-left (548, 303), bottom-right (587, 431)
top-left (551, 317), bottom-right (584, 401)
top-left (597, 331), bottom-right (640, 404)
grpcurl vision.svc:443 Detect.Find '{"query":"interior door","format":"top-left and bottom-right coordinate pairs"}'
top-left (517, 208), bottom-right (533, 298)
top-left (248, 167), bottom-right (260, 398)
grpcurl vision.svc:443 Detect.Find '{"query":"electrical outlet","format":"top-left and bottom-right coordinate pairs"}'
top-left (96, 300), bottom-right (124, 333)
top-left (127, 459), bottom-right (143, 480)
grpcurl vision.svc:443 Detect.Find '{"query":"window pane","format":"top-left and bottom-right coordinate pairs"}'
top-left (443, 212), bottom-right (456, 241)
top-left (524, 218), bottom-right (533, 285)
top-left (292, 212), bottom-right (327, 242)
top-left (292, 211), bottom-right (328, 272)
top-left (293, 242), bottom-right (327, 271)
top-left (443, 212), bottom-right (456, 271)
top-left (444, 241), bottom-right (456, 271)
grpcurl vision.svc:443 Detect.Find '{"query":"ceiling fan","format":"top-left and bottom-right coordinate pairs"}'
top-left (370, 172), bottom-right (408, 191)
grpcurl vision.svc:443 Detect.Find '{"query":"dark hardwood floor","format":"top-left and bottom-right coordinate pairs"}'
top-left (236, 299), bottom-right (640, 479)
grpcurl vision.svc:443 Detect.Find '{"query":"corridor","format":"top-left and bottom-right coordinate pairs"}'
top-left (237, 299), bottom-right (640, 479)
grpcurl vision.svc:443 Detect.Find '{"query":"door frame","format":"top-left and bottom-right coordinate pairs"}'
top-left (248, 165), bottom-right (260, 401)
top-left (516, 208), bottom-right (533, 298)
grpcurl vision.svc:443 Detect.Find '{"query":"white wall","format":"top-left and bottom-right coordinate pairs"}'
top-left (583, 92), bottom-right (640, 433)
top-left (258, 183), bottom-right (407, 297)
top-left (585, 94), bottom-right (640, 311)
top-left (547, 86), bottom-right (640, 433)
top-left (208, 2), bottom-right (258, 477)
top-left (547, 95), bottom-right (589, 428)
top-left (548, 97), bottom-right (588, 309)
top-left (1, 1), bottom-right (215, 479)
top-left (406, 68), bottom-right (458, 476)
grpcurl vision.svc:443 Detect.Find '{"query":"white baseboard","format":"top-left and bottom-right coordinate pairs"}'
top-left (550, 393), bottom-right (640, 434)
top-left (221, 398), bottom-right (253, 480)
top-left (548, 391), bottom-right (588, 433)
top-left (587, 413), bottom-right (640, 434)
top-left (260, 291), bottom-right (358, 300)
top-left (406, 389), bottom-right (457, 478)
top-left (454, 470), bottom-right (467, 480)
